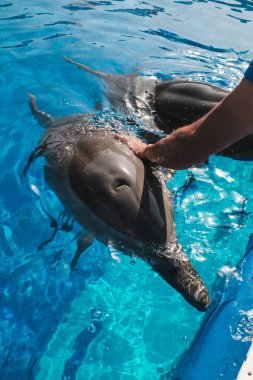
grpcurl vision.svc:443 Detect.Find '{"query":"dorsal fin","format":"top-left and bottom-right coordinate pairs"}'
top-left (27, 93), bottom-right (53, 126)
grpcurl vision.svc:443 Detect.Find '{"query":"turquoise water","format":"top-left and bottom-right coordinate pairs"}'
top-left (1, 0), bottom-right (253, 379)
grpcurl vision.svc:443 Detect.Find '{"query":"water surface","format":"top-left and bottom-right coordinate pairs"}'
top-left (0, 0), bottom-right (253, 379)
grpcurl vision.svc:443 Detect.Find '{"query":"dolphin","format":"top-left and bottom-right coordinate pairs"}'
top-left (26, 94), bottom-right (210, 311)
top-left (64, 56), bottom-right (253, 160)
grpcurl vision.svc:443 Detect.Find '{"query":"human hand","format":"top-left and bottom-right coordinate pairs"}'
top-left (114, 133), bottom-right (148, 160)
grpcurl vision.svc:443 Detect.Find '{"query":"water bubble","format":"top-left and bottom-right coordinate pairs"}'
top-left (89, 323), bottom-right (96, 333)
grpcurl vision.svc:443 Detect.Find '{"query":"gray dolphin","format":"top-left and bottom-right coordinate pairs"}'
top-left (64, 56), bottom-right (253, 160)
top-left (26, 94), bottom-right (210, 311)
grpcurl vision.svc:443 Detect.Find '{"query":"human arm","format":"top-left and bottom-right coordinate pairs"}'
top-left (118, 65), bottom-right (253, 170)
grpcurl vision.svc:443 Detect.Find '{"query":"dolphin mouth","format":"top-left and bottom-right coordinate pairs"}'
top-left (158, 264), bottom-right (210, 311)
top-left (150, 247), bottom-right (210, 311)
top-left (192, 287), bottom-right (211, 312)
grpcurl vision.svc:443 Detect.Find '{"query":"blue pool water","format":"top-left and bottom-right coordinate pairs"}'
top-left (0, 0), bottom-right (253, 379)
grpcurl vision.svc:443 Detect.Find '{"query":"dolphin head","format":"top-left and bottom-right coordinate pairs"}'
top-left (69, 134), bottom-right (170, 243)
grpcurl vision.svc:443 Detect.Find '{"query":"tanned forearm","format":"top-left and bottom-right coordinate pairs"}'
top-left (142, 77), bottom-right (253, 170)
top-left (143, 121), bottom-right (206, 169)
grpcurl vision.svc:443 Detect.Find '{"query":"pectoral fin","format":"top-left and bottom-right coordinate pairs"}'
top-left (70, 233), bottom-right (93, 272)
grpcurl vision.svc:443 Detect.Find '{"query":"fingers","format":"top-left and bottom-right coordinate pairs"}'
top-left (113, 133), bottom-right (148, 159)
top-left (113, 133), bottom-right (128, 143)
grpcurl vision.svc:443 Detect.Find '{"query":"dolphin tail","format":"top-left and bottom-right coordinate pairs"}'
top-left (151, 247), bottom-right (210, 312)
top-left (27, 93), bottom-right (53, 126)
top-left (64, 55), bottom-right (108, 79)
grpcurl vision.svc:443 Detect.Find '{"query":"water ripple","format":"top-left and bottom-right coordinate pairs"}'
top-left (0, 14), bottom-right (33, 21)
top-left (143, 28), bottom-right (237, 54)
top-left (0, 39), bottom-right (33, 49)
top-left (205, 0), bottom-right (253, 12)
top-left (0, 3), bottom-right (12, 7)
top-left (36, 12), bottom-right (54, 15)
top-left (227, 14), bottom-right (252, 23)
top-left (43, 33), bottom-right (72, 41)
top-left (62, 4), bottom-right (94, 11)
top-left (107, 5), bottom-right (165, 17)
top-left (44, 20), bottom-right (77, 26)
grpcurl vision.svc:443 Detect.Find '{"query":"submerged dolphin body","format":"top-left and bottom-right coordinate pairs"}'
top-left (27, 95), bottom-right (210, 311)
top-left (64, 56), bottom-right (253, 160)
